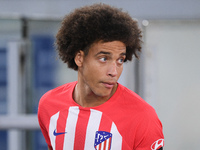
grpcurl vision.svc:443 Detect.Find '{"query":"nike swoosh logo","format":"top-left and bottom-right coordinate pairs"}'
top-left (53, 129), bottom-right (67, 136)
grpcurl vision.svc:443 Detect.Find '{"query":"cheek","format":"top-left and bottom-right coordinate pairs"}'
top-left (84, 60), bottom-right (103, 73)
top-left (82, 62), bottom-right (102, 80)
top-left (117, 66), bottom-right (123, 78)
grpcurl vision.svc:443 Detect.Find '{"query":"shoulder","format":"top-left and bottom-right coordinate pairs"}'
top-left (38, 81), bottom-right (77, 117)
top-left (39, 81), bottom-right (76, 105)
top-left (117, 83), bottom-right (156, 115)
top-left (116, 84), bottom-right (162, 130)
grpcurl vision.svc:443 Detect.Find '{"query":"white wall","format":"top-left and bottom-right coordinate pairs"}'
top-left (143, 20), bottom-right (200, 150)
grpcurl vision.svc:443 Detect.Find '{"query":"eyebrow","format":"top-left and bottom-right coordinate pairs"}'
top-left (95, 51), bottom-right (126, 56)
top-left (95, 51), bottom-right (111, 56)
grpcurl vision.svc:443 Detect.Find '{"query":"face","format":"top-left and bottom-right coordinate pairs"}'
top-left (76, 41), bottom-right (126, 98)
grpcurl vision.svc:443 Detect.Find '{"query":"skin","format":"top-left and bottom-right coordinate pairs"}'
top-left (74, 40), bottom-right (126, 107)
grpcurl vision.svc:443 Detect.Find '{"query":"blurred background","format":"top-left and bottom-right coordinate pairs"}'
top-left (0, 0), bottom-right (200, 150)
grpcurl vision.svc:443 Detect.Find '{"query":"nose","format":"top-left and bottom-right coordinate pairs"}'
top-left (107, 62), bottom-right (118, 77)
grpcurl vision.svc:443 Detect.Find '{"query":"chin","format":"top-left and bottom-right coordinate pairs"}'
top-left (95, 89), bottom-right (113, 98)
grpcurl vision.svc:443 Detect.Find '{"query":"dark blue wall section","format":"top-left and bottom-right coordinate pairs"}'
top-left (0, 48), bottom-right (8, 150)
top-left (0, 48), bottom-right (7, 114)
top-left (0, 131), bottom-right (7, 150)
top-left (31, 35), bottom-right (57, 113)
top-left (33, 130), bottom-right (48, 150)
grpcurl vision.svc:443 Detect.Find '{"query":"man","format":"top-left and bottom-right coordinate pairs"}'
top-left (38, 3), bottom-right (164, 150)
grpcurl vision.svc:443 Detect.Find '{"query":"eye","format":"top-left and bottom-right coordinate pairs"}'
top-left (99, 57), bottom-right (107, 62)
top-left (117, 58), bottom-right (125, 64)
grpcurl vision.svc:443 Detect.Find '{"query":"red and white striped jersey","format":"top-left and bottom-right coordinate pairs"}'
top-left (38, 82), bottom-right (164, 150)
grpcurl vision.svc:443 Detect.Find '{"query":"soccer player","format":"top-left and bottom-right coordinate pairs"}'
top-left (38, 3), bottom-right (164, 150)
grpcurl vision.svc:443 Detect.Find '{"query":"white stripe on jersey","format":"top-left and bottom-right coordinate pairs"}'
top-left (49, 111), bottom-right (60, 150)
top-left (110, 122), bottom-right (122, 150)
top-left (106, 138), bottom-right (111, 150)
top-left (84, 109), bottom-right (102, 149)
top-left (63, 106), bottom-right (80, 150)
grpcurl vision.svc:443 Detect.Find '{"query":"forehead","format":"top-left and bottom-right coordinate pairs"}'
top-left (89, 41), bottom-right (126, 54)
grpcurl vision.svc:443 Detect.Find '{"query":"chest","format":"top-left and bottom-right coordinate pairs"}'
top-left (47, 106), bottom-right (132, 150)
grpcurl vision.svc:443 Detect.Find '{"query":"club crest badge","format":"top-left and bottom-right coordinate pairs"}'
top-left (94, 131), bottom-right (112, 150)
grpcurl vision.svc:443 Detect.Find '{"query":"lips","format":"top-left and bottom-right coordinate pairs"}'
top-left (102, 82), bottom-right (116, 88)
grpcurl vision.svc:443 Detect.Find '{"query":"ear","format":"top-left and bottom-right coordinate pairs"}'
top-left (74, 50), bottom-right (84, 67)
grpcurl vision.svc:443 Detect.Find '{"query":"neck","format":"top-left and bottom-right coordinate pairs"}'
top-left (73, 81), bottom-right (117, 108)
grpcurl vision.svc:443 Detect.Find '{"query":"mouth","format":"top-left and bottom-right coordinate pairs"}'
top-left (102, 82), bottom-right (116, 89)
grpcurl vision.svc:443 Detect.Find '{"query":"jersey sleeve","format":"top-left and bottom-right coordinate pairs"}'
top-left (37, 91), bottom-right (52, 149)
top-left (133, 108), bottom-right (164, 150)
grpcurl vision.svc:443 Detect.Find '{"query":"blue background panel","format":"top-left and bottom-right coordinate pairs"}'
top-left (0, 48), bottom-right (8, 150)
top-left (0, 48), bottom-right (7, 114)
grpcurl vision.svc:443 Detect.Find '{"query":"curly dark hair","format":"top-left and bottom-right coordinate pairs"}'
top-left (56, 3), bottom-right (142, 70)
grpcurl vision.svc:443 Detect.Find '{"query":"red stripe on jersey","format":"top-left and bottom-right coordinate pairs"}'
top-left (99, 143), bottom-right (102, 149)
top-left (55, 109), bottom-right (69, 150)
top-left (98, 113), bottom-right (112, 132)
top-left (108, 137), bottom-right (111, 149)
top-left (74, 109), bottom-right (90, 150)
top-left (103, 140), bottom-right (107, 150)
